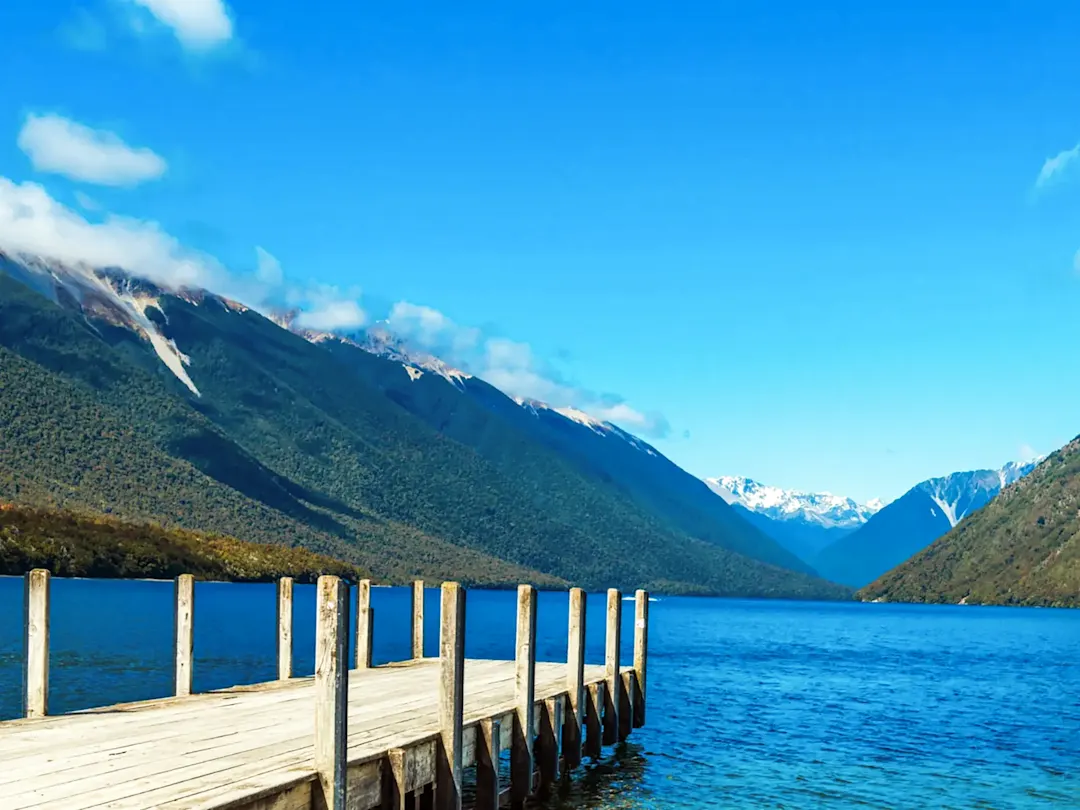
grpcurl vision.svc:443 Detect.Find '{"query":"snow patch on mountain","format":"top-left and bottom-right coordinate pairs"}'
top-left (705, 475), bottom-right (884, 529)
top-left (917, 458), bottom-right (1043, 528)
top-left (0, 250), bottom-right (201, 396)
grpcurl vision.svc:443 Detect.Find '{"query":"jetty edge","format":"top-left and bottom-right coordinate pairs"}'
top-left (3, 571), bottom-right (650, 810)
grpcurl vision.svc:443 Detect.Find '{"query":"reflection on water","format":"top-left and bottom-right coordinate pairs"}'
top-left (1, 577), bottom-right (1077, 809)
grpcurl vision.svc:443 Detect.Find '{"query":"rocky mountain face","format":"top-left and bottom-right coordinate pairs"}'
top-left (0, 252), bottom-right (847, 598)
top-left (813, 460), bottom-right (1041, 587)
top-left (859, 442), bottom-right (1078, 608)
top-left (704, 475), bottom-right (883, 561)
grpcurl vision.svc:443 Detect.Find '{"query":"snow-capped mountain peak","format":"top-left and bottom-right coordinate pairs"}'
top-left (704, 475), bottom-right (883, 530)
top-left (918, 458), bottom-right (1043, 529)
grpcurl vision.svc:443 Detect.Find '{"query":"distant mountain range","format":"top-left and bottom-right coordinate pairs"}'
top-left (704, 476), bottom-right (883, 561)
top-left (860, 442), bottom-right (1078, 608)
top-left (0, 250), bottom-right (847, 598)
top-left (813, 460), bottom-right (1041, 587)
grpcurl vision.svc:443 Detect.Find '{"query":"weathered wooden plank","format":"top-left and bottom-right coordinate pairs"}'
top-left (436, 583), bottom-right (465, 810)
top-left (23, 568), bottom-right (50, 719)
top-left (175, 574), bottom-right (195, 698)
top-left (511, 584), bottom-right (537, 808)
top-left (354, 580), bottom-right (372, 670)
top-left (314, 575), bottom-right (349, 810)
top-left (473, 718), bottom-right (500, 810)
top-left (411, 580), bottom-right (425, 660)
top-left (278, 578), bottom-right (294, 681)
top-left (633, 588), bottom-right (649, 727)
top-left (564, 587), bottom-right (585, 769)
top-left (603, 589), bottom-right (621, 746)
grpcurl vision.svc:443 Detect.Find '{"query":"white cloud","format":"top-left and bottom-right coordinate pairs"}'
top-left (385, 300), bottom-right (670, 437)
top-left (73, 190), bottom-right (100, 212)
top-left (0, 176), bottom-right (217, 289)
top-left (254, 246), bottom-right (283, 286)
top-left (1018, 443), bottom-right (1039, 462)
top-left (18, 114), bottom-right (167, 187)
top-left (128, 0), bottom-right (233, 49)
top-left (1035, 143), bottom-right (1080, 188)
top-left (294, 285), bottom-right (367, 331)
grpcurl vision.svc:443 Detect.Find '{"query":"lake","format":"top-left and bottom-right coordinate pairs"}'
top-left (0, 578), bottom-right (1076, 808)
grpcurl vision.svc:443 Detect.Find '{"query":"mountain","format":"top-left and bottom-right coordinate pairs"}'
top-left (0, 251), bottom-right (848, 598)
top-left (859, 440), bottom-right (1080, 607)
top-left (704, 475), bottom-right (884, 562)
top-left (813, 460), bottom-right (1040, 588)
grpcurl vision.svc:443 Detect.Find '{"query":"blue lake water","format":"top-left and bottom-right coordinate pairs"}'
top-left (0, 577), bottom-right (1077, 808)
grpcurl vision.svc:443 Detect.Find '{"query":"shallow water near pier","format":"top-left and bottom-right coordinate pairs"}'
top-left (0, 578), bottom-right (1076, 808)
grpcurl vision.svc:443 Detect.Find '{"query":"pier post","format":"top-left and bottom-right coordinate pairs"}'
top-left (355, 579), bottom-right (373, 670)
top-left (511, 584), bottom-right (537, 808)
top-left (174, 574), bottom-right (195, 697)
top-left (384, 747), bottom-right (407, 810)
top-left (411, 579), bottom-right (425, 659)
top-left (314, 575), bottom-right (349, 810)
top-left (633, 589), bottom-right (649, 726)
top-left (475, 717), bottom-right (501, 809)
top-left (537, 696), bottom-right (563, 797)
top-left (603, 589), bottom-right (621, 745)
top-left (565, 587), bottom-right (586, 769)
top-left (277, 577), bottom-right (293, 680)
top-left (23, 568), bottom-right (50, 718)
top-left (584, 681), bottom-right (605, 760)
top-left (437, 582), bottom-right (465, 810)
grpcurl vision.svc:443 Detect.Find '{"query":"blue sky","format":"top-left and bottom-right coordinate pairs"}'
top-left (2, 1), bottom-right (1080, 502)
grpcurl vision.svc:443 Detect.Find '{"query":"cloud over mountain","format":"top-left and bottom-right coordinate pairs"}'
top-left (128, 0), bottom-right (234, 50)
top-left (18, 114), bottom-right (167, 187)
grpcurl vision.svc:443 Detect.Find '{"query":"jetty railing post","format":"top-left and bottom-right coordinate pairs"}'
top-left (412, 579), bottom-right (425, 659)
top-left (511, 584), bottom-right (537, 808)
top-left (437, 582), bottom-right (466, 810)
top-left (277, 577), bottom-right (293, 680)
top-left (355, 578), bottom-right (373, 670)
top-left (475, 717), bottom-right (501, 809)
top-left (314, 575), bottom-right (349, 810)
top-left (23, 568), bottom-right (50, 718)
top-left (602, 588), bottom-right (621, 745)
top-left (564, 587), bottom-right (586, 769)
top-left (633, 589), bottom-right (649, 727)
top-left (174, 574), bottom-right (195, 697)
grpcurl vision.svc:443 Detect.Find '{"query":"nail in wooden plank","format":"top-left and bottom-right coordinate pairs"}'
top-left (23, 568), bottom-right (50, 718)
top-left (355, 579), bottom-right (373, 670)
top-left (475, 717), bottom-right (501, 809)
top-left (564, 587), bottom-right (586, 769)
top-left (174, 574), bottom-right (195, 697)
top-left (633, 588), bottom-right (649, 727)
top-left (314, 575), bottom-right (349, 810)
top-left (411, 579), bottom-right (425, 659)
top-left (437, 582), bottom-right (465, 810)
top-left (602, 588), bottom-right (621, 745)
top-left (277, 577), bottom-right (293, 680)
top-left (584, 681), bottom-right (605, 760)
top-left (511, 584), bottom-right (537, 807)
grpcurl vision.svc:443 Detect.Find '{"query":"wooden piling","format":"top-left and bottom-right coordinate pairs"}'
top-left (633, 588), bottom-right (649, 726)
top-left (277, 577), bottom-right (293, 680)
top-left (603, 589), bottom-right (621, 745)
top-left (475, 717), bottom-right (501, 810)
top-left (584, 681), bottom-right (604, 760)
top-left (565, 587), bottom-right (586, 769)
top-left (174, 574), bottom-right (195, 697)
top-left (619, 671), bottom-right (634, 741)
top-left (537, 697), bottom-right (563, 797)
top-left (384, 747), bottom-right (408, 810)
top-left (314, 575), bottom-right (349, 810)
top-left (355, 579), bottom-right (373, 670)
top-left (511, 584), bottom-right (537, 808)
top-left (411, 579), bottom-right (425, 659)
top-left (437, 582), bottom-right (466, 810)
top-left (23, 568), bottom-right (50, 719)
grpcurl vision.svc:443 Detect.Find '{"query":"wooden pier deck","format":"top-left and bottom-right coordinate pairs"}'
top-left (2, 574), bottom-right (650, 810)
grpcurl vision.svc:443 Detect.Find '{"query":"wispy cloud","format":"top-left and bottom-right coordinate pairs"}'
top-left (18, 114), bottom-right (166, 187)
top-left (1018, 443), bottom-right (1040, 462)
top-left (1035, 143), bottom-right (1080, 189)
top-left (127, 0), bottom-right (234, 50)
top-left (386, 299), bottom-right (670, 437)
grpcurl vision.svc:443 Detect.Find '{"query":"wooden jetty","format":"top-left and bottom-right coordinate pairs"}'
top-left (2, 572), bottom-right (650, 810)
